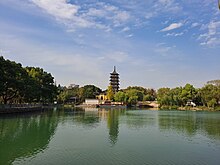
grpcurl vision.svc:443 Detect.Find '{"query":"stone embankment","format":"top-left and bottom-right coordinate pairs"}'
top-left (0, 104), bottom-right (44, 114)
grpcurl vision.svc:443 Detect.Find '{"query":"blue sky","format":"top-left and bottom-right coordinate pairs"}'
top-left (0, 0), bottom-right (220, 89)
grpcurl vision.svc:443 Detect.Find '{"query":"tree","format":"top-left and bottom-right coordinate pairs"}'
top-left (114, 91), bottom-right (126, 102)
top-left (124, 89), bottom-right (143, 105)
top-left (0, 57), bottom-right (58, 104)
top-left (180, 84), bottom-right (197, 105)
top-left (123, 86), bottom-right (156, 102)
top-left (157, 88), bottom-right (171, 106)
top-left (57, 86), bottom-right (79, 103)
top-left (200, 84), bottom-right (219, 108)
top-left (169, 87), bottom-right (183, 106)
top-left (26, 67), bottom-right (57, 103)
top-left (207, 80), bottom-right (220, 86)
top-left (107, 85), bottom-right (114, 100)
top-left (207, 99), bottom-right (217, 109)
top-left (0, 57), bottom-right (29, 104)
top-left (143, 88), bottom-right (156, 101)
top-left (78, 85), bottom-right (102, 102)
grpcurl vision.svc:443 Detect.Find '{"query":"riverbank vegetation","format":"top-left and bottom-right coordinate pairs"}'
top-left (157, 81), bottom-right (220, 110)
top-left (114, 87), bottom-right (156, 106)
top-left (1, 56), bottom-right (220, 110)
top-left (0, 56), bottom-right (57, 104)
top-left (58, 82), bottom-right (220, 110)
top-left (57, 84), bottom-right (102, 104)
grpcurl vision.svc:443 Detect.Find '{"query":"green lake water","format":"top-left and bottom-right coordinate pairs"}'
top-left (0, 108), bottom-right (220, 165)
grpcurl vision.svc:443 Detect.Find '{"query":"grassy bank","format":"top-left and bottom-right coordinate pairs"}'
top-left (159, 105), bottom-right (220, 111)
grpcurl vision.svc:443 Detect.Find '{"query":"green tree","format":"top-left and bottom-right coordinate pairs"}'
top-left (143, 88), bottom-right (156, 101)
top-left (207, 99), bottom-right (217, 109)
top-left (114, 91), bottom-right (126, 102)
top-left (26, 67), bottom-right (57, 103)
top-left (180, 84), bottom-right (197, 105)
top-left (129, 89), bottom-right (143, 101)
top-left (200, 84), bottom-right (219, 108)
top-left (207, 80), bottom-right (220, 86)
top-left (124, 89), bottom-right (143, 105)
top-left (107, 85), bottom-right (114, 100)
top-left (78, 85), bottom-right (102, 102)
top-left (157, 88), bottom-right (171, 106)
top-left (57, 86), bottom-right (79, 103)
top-left (0, 56), bottom-right (29, 104)
top-left (124, 86), bottom-right (156, 102)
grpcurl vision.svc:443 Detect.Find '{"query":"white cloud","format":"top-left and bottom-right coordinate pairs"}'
top-left (32, 0), bottom-right (78, 19)
top-left (31, 0), bottom-right (93, 29)
top-left (126, 34), bottom-right (133, 38)
top-left (191, 22), bottom-right (200, 28)
top-left (166, 32), bottom-right (184, 37)
top-left (115, 11), bottom-right (130, 22)
top-left (121, 27), bottom-right (130, 32)
top-left (160, 22), bottom-right (183, 32)
top-left (86, 8), bottom-right (106, 17)
top-left (145, 12), bottom-right (155, 19)
top-left (154, 43), bottom-right (180, 58)
top-left (28, 0), bottom-right (185, 35)
top-left (200, 38), bottom-right (220, 46)
top-left (31, 0), bottom-right (131, 31)
top-left (156, 0), bottom-right (182, 13)
top-left (198, 21), bottom-right (220, 47)
top-left (208, 21), bottom-right (220, 35)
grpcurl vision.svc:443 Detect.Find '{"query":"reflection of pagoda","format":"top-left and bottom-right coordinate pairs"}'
top-left (110, 66), bottom-right (119, 93)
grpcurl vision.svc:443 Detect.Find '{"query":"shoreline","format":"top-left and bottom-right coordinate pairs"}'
top-left (1, 104), bottom-right (219, 114)
top-left (159, 105), bottom-right (220, 111)
top-left (0, 104), bottom-right (58, 114)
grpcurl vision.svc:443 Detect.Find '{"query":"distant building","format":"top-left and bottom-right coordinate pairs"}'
top-left (85, 99), bottom-right (99, 105)
top-left (186, 100), bottom-right (196, 107)
top-left (68, 84), bottom-right (79, 89)
top-left (110, 66), bottom-right (119, 93)
top-left (66, 97), bottom-right (78, 104)
top-left (96, 93), bottom-right (108, 101)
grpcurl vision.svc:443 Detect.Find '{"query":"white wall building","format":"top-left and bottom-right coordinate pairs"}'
top-left (85, 99), bottom-right (99, 105)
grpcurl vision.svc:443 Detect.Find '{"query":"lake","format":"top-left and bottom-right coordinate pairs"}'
top-left (0, 108), bottom-right (220, 165)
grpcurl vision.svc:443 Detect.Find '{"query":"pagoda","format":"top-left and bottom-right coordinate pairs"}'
top-left (110, 66), bottom-right (120, 93)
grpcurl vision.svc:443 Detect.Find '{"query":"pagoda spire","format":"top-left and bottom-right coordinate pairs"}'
top-left (112, 66), bottom-right (117, 74)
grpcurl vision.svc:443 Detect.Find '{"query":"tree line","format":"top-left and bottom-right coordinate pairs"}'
top-left (1, 56), bottom-right (220, 109)
top-left (57, 84), bottom-right (101, 104)
top-left (157, 82), bottom-right (220, 109)
top-left (58, 82), bottom-right (220, 109)
top-left (0, 56), bottom-right (57, 104)
top-left (58, 85), bottom-right (157, 106)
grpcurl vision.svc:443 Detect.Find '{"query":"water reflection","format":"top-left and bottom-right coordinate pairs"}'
top-left (97, 109), bottom-right (125, 145)
top-left (158, 111), bottom-right (220, 139)
top-left (125, 110), bottom-right (157, 129)
top-left (107, 109), bottom-right (125, 145)
top-left (0, 110), bottom-right (58, 164)
top-left (0, 108), bottom-right (220, 164)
